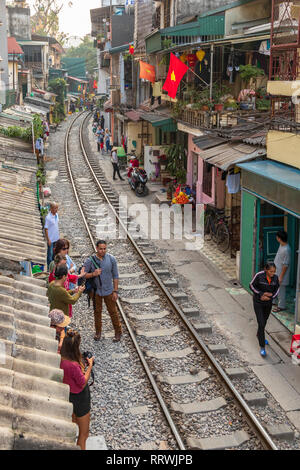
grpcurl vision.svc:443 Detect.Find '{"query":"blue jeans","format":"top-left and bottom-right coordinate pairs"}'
top-left (47, 242), bottom-right (56, 269)
top-left (106, 140), bottom-right (110, 152)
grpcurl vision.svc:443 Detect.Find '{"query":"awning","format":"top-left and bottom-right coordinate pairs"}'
top-left (237, 160), bottom-right (300, 192)
top-left (109, 43), bottom-right (133, 55)
top-left (104, 99), bottom-right (113, 111)
top-left (125, 109), bottom-right (177, 131)
top-left (193, 135), bottom-right (226, 150)
top-left (67, 76), bottom-right (89, 84)
top-left (126, 110), bottom-right (141, 122)
top-left (199, 143), bottom-right (266, 170)
top-left (139, 112), bottom-right (177, 132)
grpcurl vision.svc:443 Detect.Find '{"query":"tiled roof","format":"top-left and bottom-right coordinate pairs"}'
top-left (0, 274), bottom-right (78, 450)
top-left (7, 37), bottom-right (24, 56)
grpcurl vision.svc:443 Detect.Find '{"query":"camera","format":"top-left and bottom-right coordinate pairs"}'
top-left (83, 351), bottom-right (95, 365)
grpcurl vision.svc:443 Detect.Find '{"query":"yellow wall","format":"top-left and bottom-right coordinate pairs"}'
top-left (267, 80), bottom-right (300, 97)
top-left (267, 130), bottom-right (300, 169)
top-left (127, 121), bottom-right (156, 157)
top-left (8, 61), bottom-right (18, 90)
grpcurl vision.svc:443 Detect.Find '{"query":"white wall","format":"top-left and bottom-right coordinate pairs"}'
top-left (0, 0), bottom-right (9, 103)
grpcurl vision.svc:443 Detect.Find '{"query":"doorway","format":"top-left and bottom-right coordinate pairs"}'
top-left (256, 199), bottom-right (299, 331)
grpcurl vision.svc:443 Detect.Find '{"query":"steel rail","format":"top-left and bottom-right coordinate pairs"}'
top-left (79, 111), bottom-right (278, 451)
top-left (65, 111), bottom-right (186, 450)
top-left (68, 111), bottom-right (277, 450)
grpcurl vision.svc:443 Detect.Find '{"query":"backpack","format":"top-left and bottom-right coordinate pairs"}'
top-left (78, 256), bottom-right (102, 306)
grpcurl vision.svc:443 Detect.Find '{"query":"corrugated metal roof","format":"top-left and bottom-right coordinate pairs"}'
top-left (0, 167), bottom-right (47, 266)
top-left (0, 113), bottom-right (31, 129)
top-left (193, 135), bottom-right (226, 150)
top-left (0, 273), bottom-right (78, 450)
top-left (0, 164), bottom-right (77, 449)
top-left (0, 135), bottom-right (33, 154)
top-left (24, 97), bottom-right (52, 108)
top-left (200, 143), bottom-right (266, 170)
top-left (238, 160), bottom-right (300, 192)
top-left (242, 130), bottom-right (267, 146)
top-left (126, 110), bottom-right (141, 121)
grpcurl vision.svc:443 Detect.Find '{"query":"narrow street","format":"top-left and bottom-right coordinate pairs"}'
top-left (44, 113), bottom-right (300, 449)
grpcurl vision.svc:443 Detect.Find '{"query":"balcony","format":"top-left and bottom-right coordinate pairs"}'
top-left (169, 102), bottom-right (269, 131)
top-left (146, 16), bottom-right (225, 54)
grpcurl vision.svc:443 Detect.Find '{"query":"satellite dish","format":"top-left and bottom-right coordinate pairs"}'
top-left (44, 93), bottom-right (51, 100)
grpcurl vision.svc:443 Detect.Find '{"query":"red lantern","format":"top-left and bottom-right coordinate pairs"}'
top-left (187, 53), bottom-right (197, 70)
top-left (129, 45), bottom-right (134, 55)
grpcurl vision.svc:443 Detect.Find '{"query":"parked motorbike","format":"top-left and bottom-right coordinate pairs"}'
top-left (128, 167), bottom-right (149, 197)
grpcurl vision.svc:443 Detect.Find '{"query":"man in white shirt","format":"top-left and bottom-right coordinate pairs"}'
top-left (44, 202), bottom-right (59, 268)
top-left (273, 230), bottom-right (291, 312)
top-left (111, 149), bottom-right (124, 181)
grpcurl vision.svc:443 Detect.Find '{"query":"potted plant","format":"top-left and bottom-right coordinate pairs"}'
top-left (165, 144), bottom-right (187, 183)
top-left (239, 64), bottom-right (265, 88)
top-left (167, 182), bottom-right (174, 200)
top-left (212, 84), bottom-right (231, 112)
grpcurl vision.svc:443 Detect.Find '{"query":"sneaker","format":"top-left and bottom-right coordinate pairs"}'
top-left (265, 339), bottom-right (269, 345)
top-left (260, 348), bottom-right (266, 357)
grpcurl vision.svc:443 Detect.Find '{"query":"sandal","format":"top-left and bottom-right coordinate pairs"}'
top-left (94, 334), bottom-right (101, 341)
top-left (272, 306), bottom-right (284, 312)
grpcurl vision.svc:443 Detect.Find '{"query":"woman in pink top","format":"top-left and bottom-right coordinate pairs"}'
top-left (60, 330), bottom-right (94, 450)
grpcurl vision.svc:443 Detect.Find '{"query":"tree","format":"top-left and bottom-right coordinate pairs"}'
top-left (31, 0), bottom-right (73, 43)
top-left (48, 78), bottom-right (67, 121)
top-left (64, 36), bottom-right (97, 77)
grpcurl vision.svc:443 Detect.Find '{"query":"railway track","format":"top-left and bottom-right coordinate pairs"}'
top-left (63, 110), bottom-right (278, 450)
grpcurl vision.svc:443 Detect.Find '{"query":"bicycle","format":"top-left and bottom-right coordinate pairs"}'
top-left (204, 207), bottom-right (231, 253)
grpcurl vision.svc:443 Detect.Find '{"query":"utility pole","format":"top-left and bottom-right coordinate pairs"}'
top-left (12, 51), bottom-right (15, 92)
top-left (209, 44), bottom-right (214, 102)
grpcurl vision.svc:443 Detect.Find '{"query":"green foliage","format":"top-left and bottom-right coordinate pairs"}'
top-left (48, 78), bottom-right (66, 104)
top-left (36, 166), bottom-right (46, 186)
top-left (0, 125), bottom-right (32, 142)
top-left (239, 65), bottom-right (265, 84)
top-left (162, 39), bottom-right (173, 49)
top-left (172, 100), bottom-right (187, 118)
top-left (0, 114), bottom-right (43, 143)
top-left (256, 98), bottom-right (271, 110)
top-left (64, 37), bottom-right (97, 77)
top-left (33, 114), bottom-right (44, 139)
top-left (165, 144), bottom-right (187, 183)
top-left (48, 78), bottom-right (67, 121)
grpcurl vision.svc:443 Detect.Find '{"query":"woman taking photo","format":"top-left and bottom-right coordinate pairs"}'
top-left (47, 265), bottom-right (85, 317)
top-left (60, 330), bottom-right (94, 450)
top-left (249, 262), bottom-right (280, 357)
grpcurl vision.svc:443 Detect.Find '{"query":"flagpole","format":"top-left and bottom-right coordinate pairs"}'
top-left (187, 67), bottom-right (209, 87)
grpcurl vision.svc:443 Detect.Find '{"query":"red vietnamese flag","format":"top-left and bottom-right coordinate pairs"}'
top-left (139, 61), bottom-right (156, 83)
top-left (163, 53), bottom-right (189, 99)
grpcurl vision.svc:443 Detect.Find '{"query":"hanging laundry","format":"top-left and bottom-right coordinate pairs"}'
top-left (226, 173), bottom-right (240, 194)
top-left (35, 137), bottom-right (44, 156)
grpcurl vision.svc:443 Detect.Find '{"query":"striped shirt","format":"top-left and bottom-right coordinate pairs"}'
top-left (249, 271), bottom-right (280, 303)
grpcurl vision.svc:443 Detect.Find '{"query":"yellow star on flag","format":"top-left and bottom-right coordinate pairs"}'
top-left (171, 70), bottom-right (176, 81)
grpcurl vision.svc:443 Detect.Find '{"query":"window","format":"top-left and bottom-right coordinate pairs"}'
top-left (202, 161), bottom-right (212, 197)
